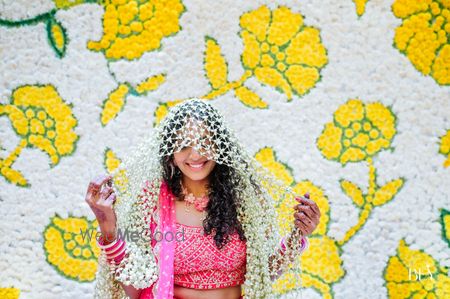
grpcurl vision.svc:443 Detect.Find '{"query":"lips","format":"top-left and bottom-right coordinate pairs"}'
top-left (187, 161), bottom-right (207, 170)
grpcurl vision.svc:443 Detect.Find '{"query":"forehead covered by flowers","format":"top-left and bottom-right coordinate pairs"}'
top-left (156, 98), bottom-right (241, 166)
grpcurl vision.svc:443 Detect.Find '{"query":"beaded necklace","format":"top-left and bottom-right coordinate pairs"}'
top-left (181, 182), bottom-right (209, 212)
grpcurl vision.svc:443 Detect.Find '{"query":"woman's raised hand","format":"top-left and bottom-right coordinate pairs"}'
top-left (293, 193), bottom-right (321, 237)
top-left (85, 174), bottom-right (118, 243)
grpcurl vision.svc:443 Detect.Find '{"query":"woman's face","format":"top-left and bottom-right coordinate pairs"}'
top-left (173, 147), bottom-right (216, 181)
top-left (172, 118), bottom-right (217, 181)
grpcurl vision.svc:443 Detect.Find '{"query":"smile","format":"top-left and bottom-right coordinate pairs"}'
top-left (187, 161), bottom-right (207, 171)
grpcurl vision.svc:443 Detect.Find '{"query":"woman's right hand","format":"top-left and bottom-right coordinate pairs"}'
top-left (85, 174), bottom-right (118, 243)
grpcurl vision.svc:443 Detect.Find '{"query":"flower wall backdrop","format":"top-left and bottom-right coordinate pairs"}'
top-left (0, 0), bottom-right (449, 298)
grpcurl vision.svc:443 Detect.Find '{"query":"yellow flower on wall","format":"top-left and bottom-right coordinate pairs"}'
top-left (384, 239), bottom-right (450, 299)
top-left (53, 0), bottom-right (86, 9)
top-left (100, 74), bottom-right (166, 126)
top-left (439, 130), bottom-right (450, 167)
top-left (153, 99), bottom-right (183, 125)
top-left (440, 208), bottom-right (450, 247)
top-left (88, 0), bottom-right (185, 60)
top-left (104, 148), bottom-right (129, 196)
top-left (0, 85), bottom-right (79, 186)
top-left (0, 8), bottom-right (69, 57)
top-left (239, 6), bottom-right (328, 99)
top-left (353, 0), bottom-right (369, 16)
top-left (392, 0), bottom-right (450, 85)
top-left (317, 99), bottom-right (397, 165)
top-left (255, 147), bottom-right (344, 298)
top-left (384, 197), bottom-right (450, 298)
top-left (43, 215), bottom-right (101, 282)
top-left (0, 287), bottom-right (20, 299)
top-left (316, 98), bottom-right (404, 245)
top-left (47, 18), bottom-right (67, 57)
top-left (101, 84), bottom-right (129, 126)
top-left (154, 5), bottom-right (329, 121)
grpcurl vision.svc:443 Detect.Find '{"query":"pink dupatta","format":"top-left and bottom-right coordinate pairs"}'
top-left (140, 180), bottom-right (176, 299)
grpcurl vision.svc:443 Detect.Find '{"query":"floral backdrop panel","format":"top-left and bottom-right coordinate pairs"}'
top-left (0, 0), bottom-right (449, 298)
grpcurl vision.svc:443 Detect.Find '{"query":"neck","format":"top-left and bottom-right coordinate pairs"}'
top-left (182, 176), bottom-right (209, 197)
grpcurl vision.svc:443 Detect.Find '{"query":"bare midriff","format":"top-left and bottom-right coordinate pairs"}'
top-left (173, 284), bottom-right (242, 299)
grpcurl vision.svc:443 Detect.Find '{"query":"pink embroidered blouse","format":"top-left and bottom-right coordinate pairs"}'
top-left (173, 222), bottom-right (247, 289)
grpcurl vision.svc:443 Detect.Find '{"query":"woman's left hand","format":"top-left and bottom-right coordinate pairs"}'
top-left (293, 193), bottom-right (321, 237)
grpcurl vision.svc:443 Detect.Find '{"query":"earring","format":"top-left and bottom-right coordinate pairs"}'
top-left (169, 162), bottom-right (175, 179)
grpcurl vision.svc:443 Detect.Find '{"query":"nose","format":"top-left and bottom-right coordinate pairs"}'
top-left (189, 147), bottom-right (202, 160)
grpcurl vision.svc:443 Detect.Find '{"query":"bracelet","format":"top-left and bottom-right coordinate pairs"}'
top-left (107, 244), bottom-right (126, 261)
top-left (97, 235), bottom-right (119, 249)
top-left (106, 241), bottom-right (126, 257)
top-left (97, 235), bottom-right (127, 263)
top-left (299, 236), bottom-right (309, 252)
top-left (280, 236), bottom-right (287, 252)
top-left (280, 235), bottom-right (309, 253)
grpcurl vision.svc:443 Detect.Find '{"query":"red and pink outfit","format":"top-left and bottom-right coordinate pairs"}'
top-left (98, 181), bottom-right (308, 299)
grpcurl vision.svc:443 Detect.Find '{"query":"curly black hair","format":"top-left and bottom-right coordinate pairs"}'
top-left (157, 99), bottom-right (257, 249)
top-left (162, 156), bottom-right (247, 249)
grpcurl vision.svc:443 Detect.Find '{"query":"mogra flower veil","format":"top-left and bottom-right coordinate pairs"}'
top-left (94, 98), bottom-right (305, 299)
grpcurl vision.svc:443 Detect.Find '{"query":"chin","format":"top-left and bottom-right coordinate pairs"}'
top-left (184, 173), bottom-right (210, 181)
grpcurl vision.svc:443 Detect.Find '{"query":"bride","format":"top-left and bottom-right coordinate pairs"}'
top-left (85, 98), bottom-right (320, 299)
